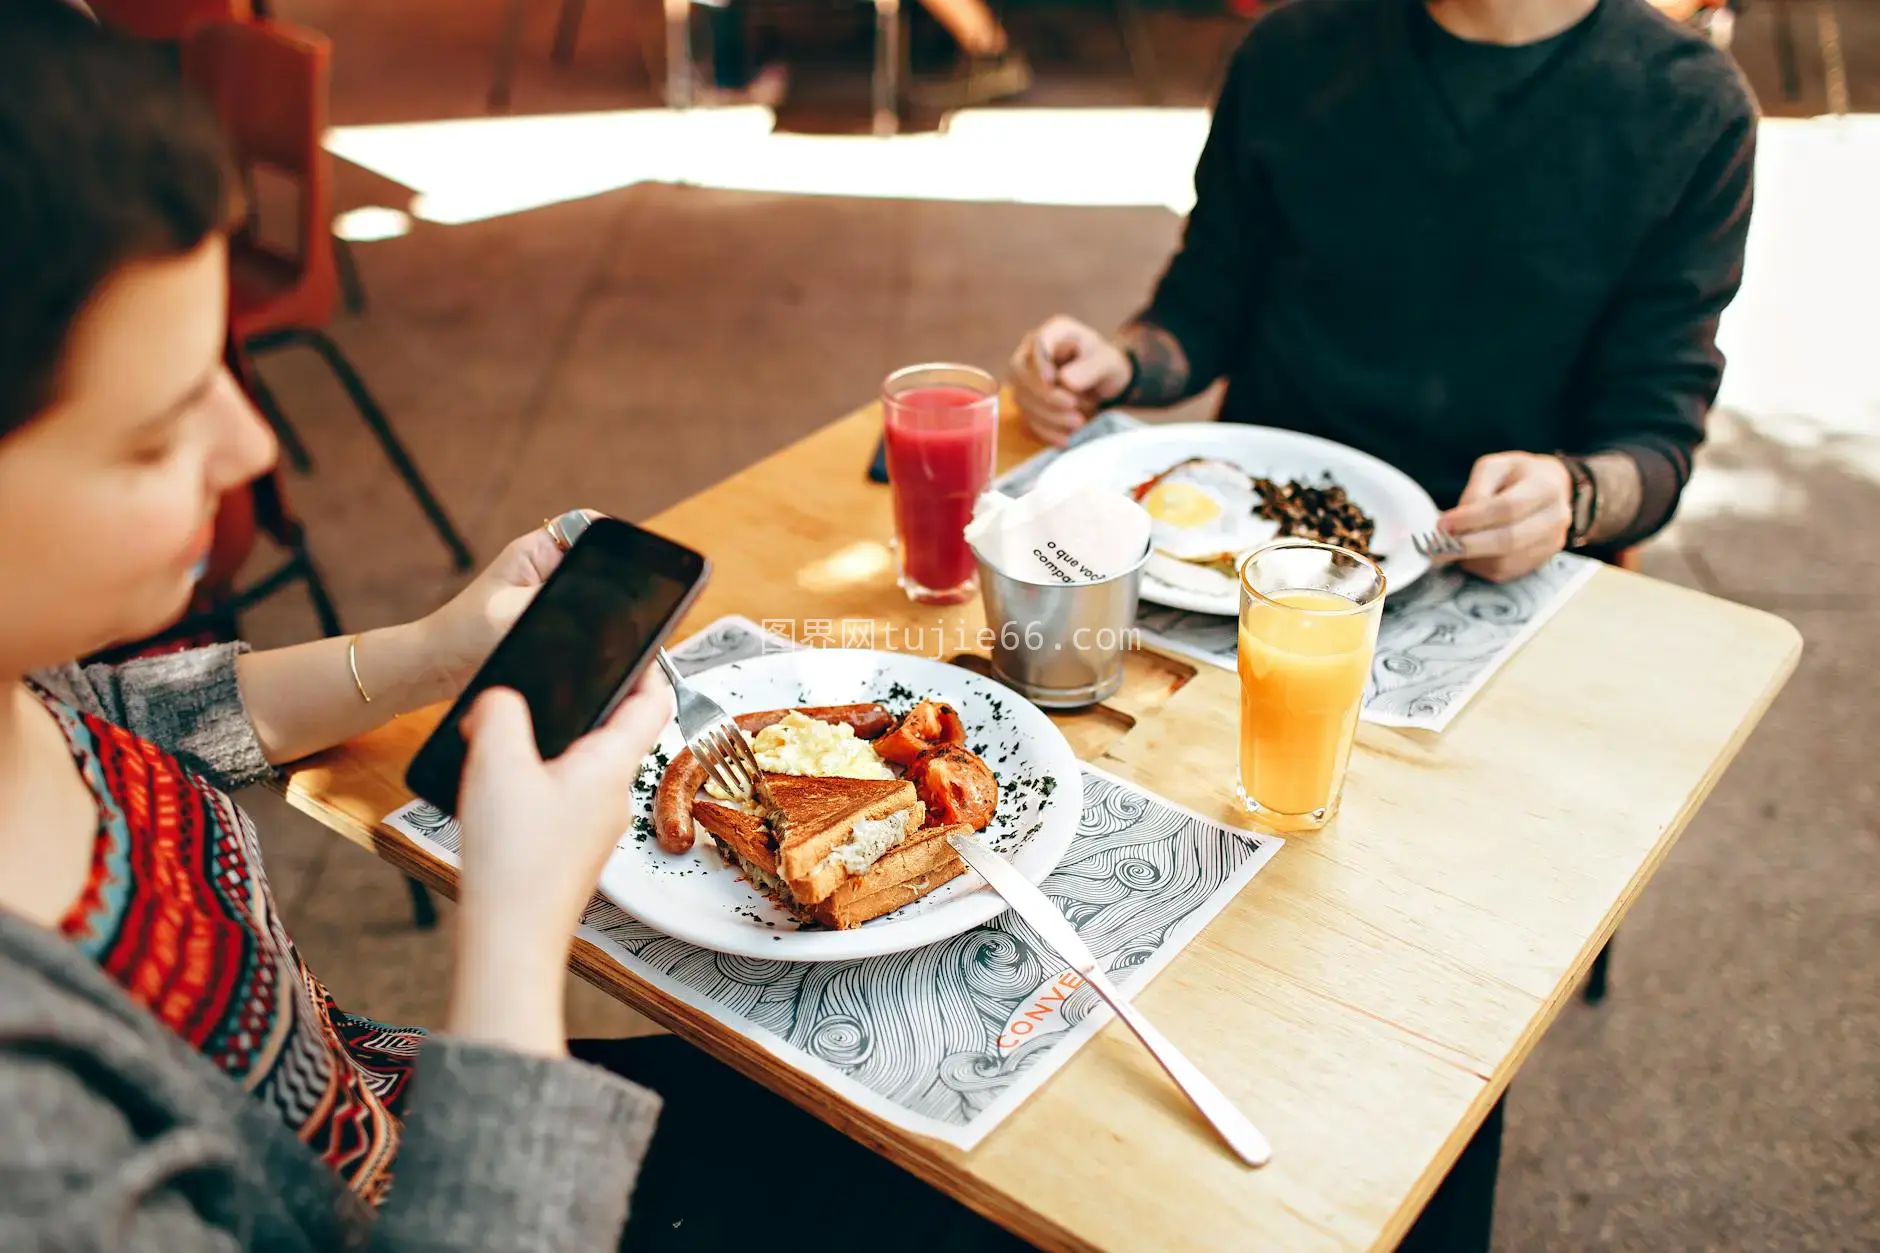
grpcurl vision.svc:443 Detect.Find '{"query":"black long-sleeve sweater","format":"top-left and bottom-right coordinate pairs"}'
top-left (1138, 0), bottom-right (1756, 543)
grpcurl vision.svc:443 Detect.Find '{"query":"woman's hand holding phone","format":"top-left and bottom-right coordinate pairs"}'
top-left (234, 518), bottom-right (611, 768)
top-left (419, 515), bottom-right (600, 698)
top-left (402, 511), bottom-right (704, 1054)
top-left (444, 674), bottom-right (674, 1058)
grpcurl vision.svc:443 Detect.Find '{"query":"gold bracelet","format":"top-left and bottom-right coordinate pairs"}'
top-left (347, 633), bottom-right (373, 704)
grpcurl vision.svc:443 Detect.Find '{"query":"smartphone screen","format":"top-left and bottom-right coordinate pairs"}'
top-left (405, 517), bottom-right (708, 814)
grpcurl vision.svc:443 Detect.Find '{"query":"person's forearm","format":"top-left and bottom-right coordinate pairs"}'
top-left (1112, 322), bottom-right (1195, 407)
top-left (1578, 447), bottom-right (1683, 551)
top-left (235, 619), bottom-right (459, 764)
top-left (448, 912), bottom-right (572, 1059)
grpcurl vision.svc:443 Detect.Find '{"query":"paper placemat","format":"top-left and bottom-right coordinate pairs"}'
top-left (996, 417), bottom-right (1599, 733)
top-left (383, 615), bottom-right (1281, 1149)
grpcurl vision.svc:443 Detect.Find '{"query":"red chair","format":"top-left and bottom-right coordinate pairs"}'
top-left (183, 19), bottom-right (473, 571)
top-left (83, 0), bottom-right (367, 315)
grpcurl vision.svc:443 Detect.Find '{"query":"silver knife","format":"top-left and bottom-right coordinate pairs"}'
top-left (947, 833), bottom-right (1272, 1168)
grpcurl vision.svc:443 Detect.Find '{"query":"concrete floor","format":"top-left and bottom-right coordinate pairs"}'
top-left (236, 0), bottom-right (1880, 1248)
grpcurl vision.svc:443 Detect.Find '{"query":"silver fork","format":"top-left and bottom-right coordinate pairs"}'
top-left (653, 649), bottom-right (762, 803)
top-left (1411, 528), bottom-right (1466, 561)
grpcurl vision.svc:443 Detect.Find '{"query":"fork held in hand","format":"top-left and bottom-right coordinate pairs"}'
top-left (654, 649), bottom-right (762, 803)
top-left (1412, 528), bottom-right (1466, 561)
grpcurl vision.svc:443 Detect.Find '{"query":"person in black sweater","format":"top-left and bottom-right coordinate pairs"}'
top-left (1008, 0), bottom-right (1756, 582)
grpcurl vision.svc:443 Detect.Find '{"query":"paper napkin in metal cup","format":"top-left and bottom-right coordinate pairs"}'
top-left (964, 478), bottom-right (1151, 588)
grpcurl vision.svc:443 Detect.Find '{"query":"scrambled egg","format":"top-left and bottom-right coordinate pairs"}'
top-left (702, 711), bottom-right (894, 801)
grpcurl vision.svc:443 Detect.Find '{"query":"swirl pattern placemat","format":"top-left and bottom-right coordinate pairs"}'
top-left (998, 418), bottom-right (1599, 732)
top-left (382, 616), bottom-right (1281, 1148)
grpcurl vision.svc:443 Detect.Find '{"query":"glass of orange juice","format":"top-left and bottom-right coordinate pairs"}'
top-left (1236, 540), bottom-right (1386, 834)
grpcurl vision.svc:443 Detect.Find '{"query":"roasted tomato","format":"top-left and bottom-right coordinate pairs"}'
top-left (908, 745), bottom-right (998, 831)
top-left (873, 699), bottom-right (967, 766)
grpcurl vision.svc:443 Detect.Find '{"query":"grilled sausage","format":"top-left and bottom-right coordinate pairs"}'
top-left (793, 704), bottom-right (895, 739)
top-left (650, 703), bottom-right (893, 852)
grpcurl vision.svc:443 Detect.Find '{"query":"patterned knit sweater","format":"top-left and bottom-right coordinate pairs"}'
top-left (33, 645), bottom-right (418, 1202)
top-left (5, 644), bottom-right (662, 1251)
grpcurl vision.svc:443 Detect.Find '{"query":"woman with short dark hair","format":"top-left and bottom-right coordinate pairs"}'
top-left (0, 5), bottom-right (672, 1247)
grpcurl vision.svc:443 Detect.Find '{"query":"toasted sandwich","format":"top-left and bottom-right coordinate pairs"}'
top-left (808, 820), bottom-right (970, 930)
top-left (692, 775), bottom-right (968, 929)
top-left (763, 774), bottom-right (923, 905)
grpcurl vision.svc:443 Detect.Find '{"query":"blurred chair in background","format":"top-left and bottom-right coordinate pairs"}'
top-left (493, 0), bottom-right (1154, 133)
top-left (183, 19), bottom-right (474, 572)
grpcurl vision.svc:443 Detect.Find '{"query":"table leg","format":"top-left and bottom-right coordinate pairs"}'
top-left (873, 0), bottom-right (901, 136)
top-left (1584, 940), bottom-right (1613, 1004)
top-left (552, 0), bottom-right (586, 66)
top-left (1774, 0), bottom-right (1802, 100)
top-left (1817, 0), bottom-right (1849, 115)
top-left (489, 0), bottom-right (529, 112)
top-left (665, 0), bottom-right (693, 108)
top-left (1394, 1097), bottom-right (1504, 1253)
top-left (405, 875), bottom-right (438, 930)
top-left (1115, 0), bottom-right (1161, 105)
top-left (333, 234), bottom-right (367, 316)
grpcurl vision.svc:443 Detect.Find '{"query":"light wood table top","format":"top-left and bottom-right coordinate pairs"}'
top-left (283, 402), bottom-right (1801, 1253)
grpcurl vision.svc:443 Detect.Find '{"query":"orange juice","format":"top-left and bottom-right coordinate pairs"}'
top-left (1237, 588), bottom-right (1379, 825)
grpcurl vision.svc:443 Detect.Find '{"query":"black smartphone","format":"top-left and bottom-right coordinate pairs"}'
top-left (405, 517), bottom-right (709, 815)
top-left (866, 434), bottom-right (890, 484)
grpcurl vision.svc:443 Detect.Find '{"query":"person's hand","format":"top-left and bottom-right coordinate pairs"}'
top-left (446, 673), bottom-right (674, 1056)
top-left (1437, 452), bottom-right (1573, 583)
top-left (422, 513), bottom-right (601, 692)
top-left (1007, 316), bottom-right (1133, 447)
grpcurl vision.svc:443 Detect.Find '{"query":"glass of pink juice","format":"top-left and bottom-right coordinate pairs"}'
top-left (882, 364), bottom-right (999, 605)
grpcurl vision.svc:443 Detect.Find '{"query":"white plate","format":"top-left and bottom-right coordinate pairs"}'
top-left (1033, 423), bottom-right (1440, 616)
top-left (599, 650), bottom-right (1083, 962)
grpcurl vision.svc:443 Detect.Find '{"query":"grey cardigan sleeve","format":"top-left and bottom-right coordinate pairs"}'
top-left (31, 644), bottom-right (274, 789)
top-left (0, 1011), bottom-right (661, 1252)
top-left (0, 1043), bottom-right (249, 1252)
top-left (373, 1040), bottom-right (663, 1253)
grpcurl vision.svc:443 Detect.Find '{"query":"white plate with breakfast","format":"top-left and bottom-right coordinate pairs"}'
top-left (1033, 422), bottom-right (1441, 616)
top-left (600, 649), bottom-right (1083, 961)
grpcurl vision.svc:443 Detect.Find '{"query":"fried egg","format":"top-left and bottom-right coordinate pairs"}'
top-left (1134, 459), bottom-right (1279, 563)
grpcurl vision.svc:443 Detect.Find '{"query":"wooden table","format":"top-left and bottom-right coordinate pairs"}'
top-left (284, 402), bottom-right (1801, 1253)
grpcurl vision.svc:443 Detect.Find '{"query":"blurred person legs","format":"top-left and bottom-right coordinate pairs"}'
top-left (909, 0), bottom-right (1031, 107)
top-left (573, 1034), bottom-right (1032, 1252)
top-left (690, 0), bottom-right (788, 106)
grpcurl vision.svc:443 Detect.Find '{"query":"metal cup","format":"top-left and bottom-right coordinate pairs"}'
top-left (972, 540), bottom-right (1151, 709)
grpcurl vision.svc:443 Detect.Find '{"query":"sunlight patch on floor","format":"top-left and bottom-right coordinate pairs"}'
top-left (325, 105), bottom-right (1210, 225)
top-left (1675, 459), bottom-right (1809, 523)
top-left (334, 205), bottom-right (414, 242)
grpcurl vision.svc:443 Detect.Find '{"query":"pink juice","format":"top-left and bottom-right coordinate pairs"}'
top-left (884, 383), bottom-right (997, 597)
